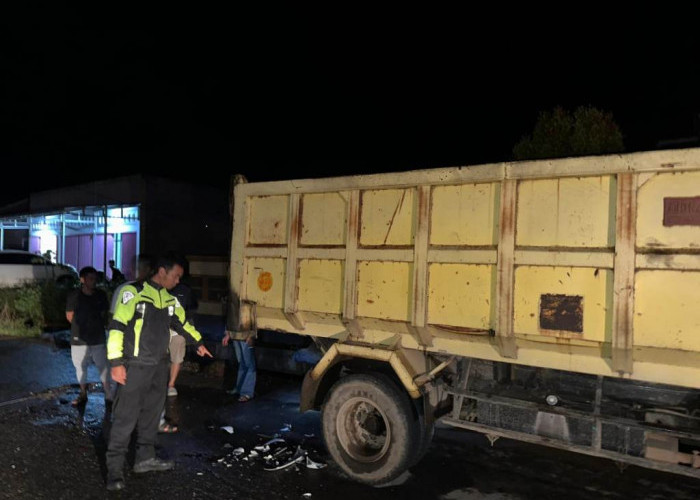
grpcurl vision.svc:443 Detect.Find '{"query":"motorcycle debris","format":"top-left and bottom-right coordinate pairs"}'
top-left (305, 456), bottom-right (327, 470)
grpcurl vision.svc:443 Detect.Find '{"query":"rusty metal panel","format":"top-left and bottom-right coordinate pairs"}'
top-left (247, 195), bottom-right (289, 245)
top-left (637, 172), bottom-right (700, 248)
top-left (514, 266), bottom-right (612, 342)
top-left (298, 259), bottom-right (344, 314)
top-left (539, 294), bottom-right (583, 333)
top-left (283, 194), bottom-right (301, 317)
top-left (430, 183), bottom-right (500, 246)
top-left (634, 270), bottom-right (700, 351)
top-left (517, 176), bottom-right (616, 248)
top-left (612, 172), bottom-right (637, 373)
top-left (300, 192), bottom-right (348, 246)
top-left (343, 191), bottom-right (360, 319)
top-left (244, 257), bottom-right (286, 308)
top-left (412, 186), bottom-right (431, 328)
top-left (427, 263), bottom-right (495, 330)
top-left (356, 261), bottom-right (413, 321)
top-left (496, 179), bottom-right (517, 358)
top-left (663, 196), bottom-right (700, 226)
top-left (359, 188), bottom-right (415, 246)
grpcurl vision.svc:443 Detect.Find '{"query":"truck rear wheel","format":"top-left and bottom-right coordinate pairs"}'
top-left (322, 373), bottom-right (420, 485)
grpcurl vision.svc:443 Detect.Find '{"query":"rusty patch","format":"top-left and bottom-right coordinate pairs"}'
top-left (350, 191), bottom-right (361, 242)
top-left (500, 181), bottom-right (516, 236)
top-left (383, 189), bottom-right (408, 245)
top-left (617, 173), bottom-right (635, 241)
top-left (257, 271), bottom-right (273, 291)
top-left (290, 203), bottom-right (300, 243)
top-left (495, 180), bottom-right (516, 344)
top-left (539, 294), bottom-right (583, 333)
top-left (663, 196), bottom-right (700, 226)
top-left (431, 324), bottom-right (491, 335)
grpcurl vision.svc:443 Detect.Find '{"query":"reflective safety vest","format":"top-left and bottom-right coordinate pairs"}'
top-left (108, 280), bottom-right (203, 366)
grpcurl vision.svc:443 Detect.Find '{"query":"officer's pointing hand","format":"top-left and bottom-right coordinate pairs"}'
top-left (197, 345), bottom-right (213, 358)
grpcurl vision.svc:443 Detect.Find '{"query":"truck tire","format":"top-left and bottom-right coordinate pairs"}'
top-left (321, 372), bottom-right (420, 485)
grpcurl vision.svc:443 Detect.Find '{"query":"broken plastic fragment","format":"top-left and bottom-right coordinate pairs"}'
top-left (233, 447), bottom-right (245, 456)
top-left (220, 426), bottom-right (234, 434)
top-left (264, 446), bottom-right (306, 471)
top-left (306, 456), bottom-right (327, 469)
top-left (271, 446), bottom-right (289, 459)
top-left (263, 437), bottom-right (286, 447)
top-left (264, 454), bottom-right (304, 471)
top-left (280, 423), bottom-right (292, 432)
top-left (303, 494), bottom-right (312, 499)
top-left (247, 450), bottom-right (259, 458)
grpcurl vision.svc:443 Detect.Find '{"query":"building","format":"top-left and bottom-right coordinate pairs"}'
top-left (0, 174), bottom-right (230, 280)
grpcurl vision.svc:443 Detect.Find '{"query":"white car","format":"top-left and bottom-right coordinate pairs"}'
top-left (0, 250), bottom-right (78, 287)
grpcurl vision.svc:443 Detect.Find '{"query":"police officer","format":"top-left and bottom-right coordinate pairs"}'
top-left (105, 252), bottom-right (213, 491)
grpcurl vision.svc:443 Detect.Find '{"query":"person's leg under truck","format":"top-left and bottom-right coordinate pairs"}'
top-left (234, 341), bottom-right (245, 395)
top-left (242, 343), bottom-right (257, 397)
top-left (106, 363), bottom-right (160, 480)
top-left (235, 341), bottom-right (256, 398)
top-left (134, 359), bottom-right (169, 464)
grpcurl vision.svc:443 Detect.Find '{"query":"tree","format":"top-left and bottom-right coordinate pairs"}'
top-left (513, 106), bottom-right (624, 160)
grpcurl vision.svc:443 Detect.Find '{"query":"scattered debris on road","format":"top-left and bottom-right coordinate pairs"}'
top-left (211, 434), bottom-right (327, 473)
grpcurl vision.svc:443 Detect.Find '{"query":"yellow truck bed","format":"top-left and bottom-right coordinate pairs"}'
top-left (230, 148), bottom-right (700, 390)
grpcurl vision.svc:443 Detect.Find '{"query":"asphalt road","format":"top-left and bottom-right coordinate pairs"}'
top-left (1, 336), bottom-right (699, 500)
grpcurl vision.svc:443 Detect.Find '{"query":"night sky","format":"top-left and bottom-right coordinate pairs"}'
top-left (2, 16), bottom-right (700, 207)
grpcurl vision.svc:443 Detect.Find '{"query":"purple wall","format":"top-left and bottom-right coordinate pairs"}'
top-left (93, 235), bottom-right (106, 272)
top-left (29, 236), bottom-right (40, 255)
top-left (65, 233), bottom-right (120, 275)
top-left (78, 235), bottom-right (92, 271)
top-left (64, 236), bottom-right (79, 270)
top-left (95, 234), bottom-right (116, 277)
top-left (122, 232), bottom-right (137, 280)
top-left (106, 235), bottom-right (115, 278)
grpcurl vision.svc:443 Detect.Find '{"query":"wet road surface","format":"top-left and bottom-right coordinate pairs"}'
top-left (1, 336), bottom-right (699, 499)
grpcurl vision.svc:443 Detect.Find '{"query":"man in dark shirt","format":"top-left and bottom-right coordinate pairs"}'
top-left (66, 266), bottom-right (112, 406)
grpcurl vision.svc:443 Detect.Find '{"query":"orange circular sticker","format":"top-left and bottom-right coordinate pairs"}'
top-left (257, 271), bottom-right (273, 291)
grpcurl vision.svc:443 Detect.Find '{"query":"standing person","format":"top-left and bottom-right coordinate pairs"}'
top-left (65, 266), bottom-right (112, 407)
top-left (108, 259), bottom-right (126, 285)
top-left (165, 279), bottom-right (198, 397)
top-left (157, 278), bottom-right (199, 433)
top-left (105, 253), bottom-right (213, 492)
top-left (222, 328), bottom-right (256, 402)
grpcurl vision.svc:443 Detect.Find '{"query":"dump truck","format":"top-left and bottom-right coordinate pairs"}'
top-left (227, 148), bottom-right (700, 485)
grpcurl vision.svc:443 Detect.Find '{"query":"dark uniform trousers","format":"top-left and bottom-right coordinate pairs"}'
top-left (106, 359), bottom-right (169, 480)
